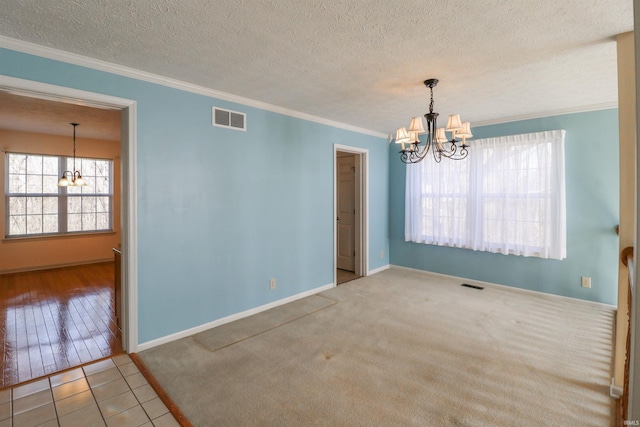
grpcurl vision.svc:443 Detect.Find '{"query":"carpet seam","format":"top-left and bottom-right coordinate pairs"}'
top-left (192, 295), bottom-right (338, 353)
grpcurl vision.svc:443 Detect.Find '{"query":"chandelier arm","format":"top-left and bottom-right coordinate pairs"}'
top-left (432, 145), bottom-right (442, 162)
top-left (399, 141), bottom-right (432, 164)
top-left (414, 142), bottom-right (431, 163)
top-left (438, 142), bottom-right (469, 160)
top-left (399, 150), bottom-right (411, 164)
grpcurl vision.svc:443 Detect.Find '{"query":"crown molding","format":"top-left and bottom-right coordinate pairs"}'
top-left (0, 35), bottom-right (387, 140)
top-left (473, 102), bottom-right (618, 127)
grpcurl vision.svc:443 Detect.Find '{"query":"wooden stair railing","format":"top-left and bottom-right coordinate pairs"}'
top-left (619, 246), bottom-right (634, 426)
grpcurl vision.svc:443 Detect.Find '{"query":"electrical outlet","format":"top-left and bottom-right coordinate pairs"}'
top-left (380, 250), bottom-right (384, 259)
top-left (270, 278), bottom-right (276, 290)
top-left (581, 276), bottom-right (591, 288)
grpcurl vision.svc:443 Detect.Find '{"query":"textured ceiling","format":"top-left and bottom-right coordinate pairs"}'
top-left (0, 0), bottom-right (634, 137)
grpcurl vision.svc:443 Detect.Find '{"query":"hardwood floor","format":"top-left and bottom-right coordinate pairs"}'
top-left (336, 268), bottom-right (360, 285)
top-left (0, 262), bottom-right (122, 389)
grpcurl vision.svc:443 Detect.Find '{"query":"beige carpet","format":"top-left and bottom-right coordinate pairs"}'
top-left (139, 267), bottom-right (615, 426)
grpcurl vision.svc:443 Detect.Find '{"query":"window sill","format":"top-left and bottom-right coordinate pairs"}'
top-left (3, 230), bottom-right (116, 243)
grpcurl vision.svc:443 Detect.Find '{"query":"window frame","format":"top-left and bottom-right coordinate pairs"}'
top-left (5, 152), bottom-right (114, 239)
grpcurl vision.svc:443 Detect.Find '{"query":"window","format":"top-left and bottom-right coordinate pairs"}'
top-left (5, 153), bottom-right (113, 237)
top-left (405, 130), bottom-right (566, 260)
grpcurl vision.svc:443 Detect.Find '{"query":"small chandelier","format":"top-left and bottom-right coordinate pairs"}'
top-left (57, 123), bottom-right (87, 187)
top-left (395, 79), bottom-right (472, 164)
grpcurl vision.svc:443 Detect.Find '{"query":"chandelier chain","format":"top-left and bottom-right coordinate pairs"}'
top-left (429, 86), bottom-right (434, 115)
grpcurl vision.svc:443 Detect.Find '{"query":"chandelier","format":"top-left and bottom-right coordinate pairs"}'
top-left (395, 79), bottom-right (472, 164)
top-left (57, 123), bottom-right (87, 187)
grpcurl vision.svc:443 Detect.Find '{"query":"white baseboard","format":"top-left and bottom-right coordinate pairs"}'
top-left (0, 258), bottom-right (114, 275)
top-left (368, 264), bottom-right (390, 276)
top-left (137, 282), bottom-right (335, 352)
top-left (390, 264), bottom-right (617, 311)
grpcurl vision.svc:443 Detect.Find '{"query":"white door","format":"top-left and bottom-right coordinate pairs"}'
top-left (337, 154), bottom-right (356, 271)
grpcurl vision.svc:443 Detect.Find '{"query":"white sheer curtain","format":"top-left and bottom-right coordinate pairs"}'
top-left (405, 130), bottom-right (566, 260)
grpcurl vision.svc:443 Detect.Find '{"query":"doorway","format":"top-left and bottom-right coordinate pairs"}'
top-left (0, 77), bottom-right (138, 381)
top-left (334, 145), bottom-right (368, 285)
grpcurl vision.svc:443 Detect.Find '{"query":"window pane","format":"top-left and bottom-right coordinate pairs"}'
top-left (96, 160), bottom-right (109, 178)
top-left (97, 197), bottom-right (110, 212)
top-left (97, 213), bottom-right (110, 230)
top-left (84, 196), bottom-right (97, 212)
top-left (9, 197), bottom-right (26, 215)
top-left (65, 157), bottom-right (78, 173)
top-left (26, 197), bottom-right (42, 215)
top-left (26, 155), bottom-right (43, 174)
top-left (82, 213), bottom-right (96, 230)
top-left (9, 215), bottom-right (26, 235)
top-left (81, 159), bottom-right (96, 176)
top-left (26, 175), bottom-right (43, 193)
top-left (67, 185), bottom-right (82, 194)
top-left (82, 179), bottom-right (96, 194)
top-left (68, 214), bottom-right (82, 232)
top-left (43, 215), bottom-right (58, 233)
top-left (68, 197), bottom-right (82, 214)
top-left (8, 154), bottom-right (27, 174)
top-left (96, 177), bottom-right (109, 194)
top-left (42, 197), bottom-right (57, 214)
top-left (8, 174), bottom-right (26, 193)
top-left (43, 175), bottom-right (59, 193)
top-left (26, 215), bottom-right (42, 234)
top-left (42, 156), bottom-right (58, 175)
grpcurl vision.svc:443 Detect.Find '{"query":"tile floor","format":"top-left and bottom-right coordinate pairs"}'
top-left (0, 354), bottom-right (180, 427)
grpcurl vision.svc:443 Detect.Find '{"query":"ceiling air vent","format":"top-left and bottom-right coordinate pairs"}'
top-left (212, 107), bottom-right (246, 131)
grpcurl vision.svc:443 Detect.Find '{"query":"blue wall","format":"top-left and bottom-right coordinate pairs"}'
top-left (389, 109), bottom-right (620, 305)
top-left (0, 48), bottom-right (390, 343)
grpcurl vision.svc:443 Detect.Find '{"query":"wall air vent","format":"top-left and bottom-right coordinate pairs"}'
top-left (212, 107), bottom-right (246, 131)
top-left (461, 283), bottom-right (484, 290)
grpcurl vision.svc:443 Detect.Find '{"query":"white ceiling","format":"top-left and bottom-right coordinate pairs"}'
top-left (0, 0), bottom-right (634, 138)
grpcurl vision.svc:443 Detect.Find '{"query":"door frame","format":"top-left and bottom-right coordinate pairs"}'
top-left (333, 144), bottom-right (368, 285)
top-left (0, 75), bottom-right (139, 352)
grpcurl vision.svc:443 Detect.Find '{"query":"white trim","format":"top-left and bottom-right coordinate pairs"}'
top-left (0, 36), bottom-right (387, 140)
top-left (0, 79), bottom-right (130, 112)
top-left (631, 6), bottom-right (640, 420)
top-left (390, 264), bottom-right (617, 310)
top-left (0, 258), bottom-right (113, 275)
top-left (368, 264), bottom-right (390, 276)
top-left (1, 36), bottom-right (618, 140)
top-left (333, 144), bottom-right (369, 286)
top-left (121, 102), bottom-right (138, 353)
top-left (0, 75), bottom-right (140, 352)
top-left (474, 103), bottom-right (618, 127)
top-left (137, 282), bottom-right (335, 351)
